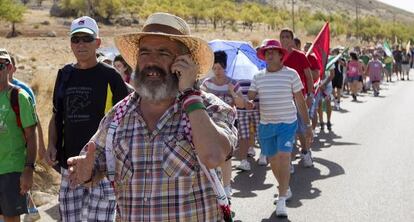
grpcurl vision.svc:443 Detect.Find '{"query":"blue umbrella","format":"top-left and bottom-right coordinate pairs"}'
top-left (209, 40), bottom-right (266, 80)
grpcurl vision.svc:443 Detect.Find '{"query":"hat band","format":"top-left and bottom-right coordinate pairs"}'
top-left (142, 24), bottom-right (185, 35)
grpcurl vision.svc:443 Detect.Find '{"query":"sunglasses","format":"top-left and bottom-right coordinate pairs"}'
top-left (0, 62), bottom-right (9, 71)
top-left (71, 35), bottom-right (95, 44)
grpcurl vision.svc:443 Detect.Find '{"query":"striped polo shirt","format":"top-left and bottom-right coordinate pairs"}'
top-left (249, 67), bottom-right (303, 124)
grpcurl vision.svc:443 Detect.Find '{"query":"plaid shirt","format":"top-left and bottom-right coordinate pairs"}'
top-left (91, 92), bottom-right (238, 221)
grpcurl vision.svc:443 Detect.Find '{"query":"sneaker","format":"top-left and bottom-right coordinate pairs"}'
top-left (320, 122), bottom-right (325, 131)
top-left (302, 151), bottom-right (313, 167)
top-left (258, 154), bottom-right (268, 166)
top-left (290, 163), bottom-right (295, 174)
top-left (247, 147), bottom-right (256, 157)
top-left (236, 159), bottom-right (251, 171)
top-left (312, 129), bottom-right (317, 138)
top-left (327, 121), bottom-right (332, 131)
top-left (275, 198), bottom-right (288, 217)
top-left (274, 187), bottom-right (293, 204)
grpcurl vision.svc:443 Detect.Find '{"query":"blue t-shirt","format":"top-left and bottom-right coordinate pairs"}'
top-left (12, 78), bottom-right (36, 105)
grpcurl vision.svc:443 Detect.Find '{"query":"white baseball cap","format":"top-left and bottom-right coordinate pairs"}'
top-left (0, 48), bottom-right (11, 63)
top-left (70, 16), bottom-right (99, 37)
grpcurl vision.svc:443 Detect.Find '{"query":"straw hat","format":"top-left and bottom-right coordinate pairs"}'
top-left (115, 12), bottom-right (213, 78)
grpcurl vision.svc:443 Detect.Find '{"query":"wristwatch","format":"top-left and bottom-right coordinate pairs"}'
top-left (25, 163), bottom-right (36, 170)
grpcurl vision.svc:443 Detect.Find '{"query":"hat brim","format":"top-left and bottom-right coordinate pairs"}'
top-left (257, 46), bottom-right (288, 61)
top-left (0, 56), bottom-right (11, 63)
top-left (114, 32), bottom-right (213, 78)
top-left (70, 28), bottom-right (96, 36)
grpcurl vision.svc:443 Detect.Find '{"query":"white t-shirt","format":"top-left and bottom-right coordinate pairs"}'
top-left (249, 67), bottom-right (303, 124)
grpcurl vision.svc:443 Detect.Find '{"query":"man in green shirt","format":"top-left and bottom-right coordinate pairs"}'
top-left (0, 49), bottom-right (37, 222)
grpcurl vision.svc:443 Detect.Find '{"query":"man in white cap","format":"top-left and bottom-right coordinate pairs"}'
top-left (66, 12), bottom-right (238, 221)
top-left (0, 49), bottom-right (38, 222)
top-left (45, 16), bottom-right (128, 221)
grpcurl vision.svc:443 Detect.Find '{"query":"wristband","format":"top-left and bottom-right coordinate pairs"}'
top-left (185, 102), bottom-right (206, 114)
top-left (25, 163), bottom-right (36, 170)
top-left (183, 95), bottom-right (203, 109)
top-left (179, 88), bottom-right (201, 101)
top-left (82, 176), bottom-right (93, 184)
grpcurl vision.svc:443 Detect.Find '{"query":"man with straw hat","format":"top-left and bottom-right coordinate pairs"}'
top-left (66, 12), bottom-right (238, 221)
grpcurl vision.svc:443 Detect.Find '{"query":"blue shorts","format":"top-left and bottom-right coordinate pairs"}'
top-left (258, 121), bottom-right (297, 157)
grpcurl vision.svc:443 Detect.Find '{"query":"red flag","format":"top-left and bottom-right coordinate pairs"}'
top-left (306, 22), bottom-right (330, 76)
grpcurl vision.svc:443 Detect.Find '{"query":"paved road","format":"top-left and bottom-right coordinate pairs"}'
top-left (230, 76), bottom-right (414, 221)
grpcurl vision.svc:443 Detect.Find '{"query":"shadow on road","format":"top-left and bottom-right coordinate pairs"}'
top-left (288, 157), bottom-right (345, 208)
top-left (231, 159), bottom-right (274, 198)
top-left (312, 130), bottom-right (360, 151)
top-left (260, 212), bottom-right (292, 222)
top-left (333, 107), bottom-right (350, 113)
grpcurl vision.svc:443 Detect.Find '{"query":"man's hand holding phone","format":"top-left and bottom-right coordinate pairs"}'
top-left (171, 54), bottom-right (199, 92)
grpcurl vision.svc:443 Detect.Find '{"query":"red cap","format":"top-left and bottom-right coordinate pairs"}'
top-left (257, 39), bottom-right (288, 60)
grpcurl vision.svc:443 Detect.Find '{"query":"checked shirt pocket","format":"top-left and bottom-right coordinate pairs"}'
top-left (113, 139), bottom-right (133, 187)
top-left (162, 134), bottom-right (199, 178)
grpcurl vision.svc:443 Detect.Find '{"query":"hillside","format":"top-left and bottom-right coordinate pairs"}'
top-left (257, 0), bottom-right (414, 24)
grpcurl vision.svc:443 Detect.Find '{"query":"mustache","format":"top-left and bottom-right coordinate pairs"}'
top-left (139, 66), bottom-right (168, 78)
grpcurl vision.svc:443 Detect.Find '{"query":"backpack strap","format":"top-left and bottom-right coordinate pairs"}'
top-left (54, 64), bottom-right (75, 168)
top-left (10, 86), bottom-right (22, 129)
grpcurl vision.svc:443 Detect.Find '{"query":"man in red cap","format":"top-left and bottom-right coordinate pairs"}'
top-left (247, 39), bottom-right (312, 217)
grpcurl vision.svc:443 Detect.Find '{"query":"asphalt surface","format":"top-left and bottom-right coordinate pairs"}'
top-left (230, 74), bottom-right (414, 222)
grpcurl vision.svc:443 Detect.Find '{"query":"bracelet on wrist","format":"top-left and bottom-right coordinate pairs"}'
top-left (179, 88), bottom-right (201, 101)
top-left (25, 163), bottom-right (36, 170)
top-left (185, 102), bottom-right (206, 114)
top-left (82, 176), bottom-right (93, 184)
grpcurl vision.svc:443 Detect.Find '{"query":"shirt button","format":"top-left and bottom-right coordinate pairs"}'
top-left (146, 170), bottom-right (150, 174)
top-left (144, 197), bottom-right (148, 202)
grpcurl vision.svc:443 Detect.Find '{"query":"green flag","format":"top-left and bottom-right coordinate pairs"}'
top-left (325, 47), bottom-right (348, 70)
top-left (383, 41), bottom-right (393, 57)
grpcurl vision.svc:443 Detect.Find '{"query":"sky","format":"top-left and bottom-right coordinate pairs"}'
top-left (377, 0), bottom-right (414, 13)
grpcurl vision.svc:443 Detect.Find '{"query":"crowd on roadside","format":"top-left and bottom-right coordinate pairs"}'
top-left (0, 12), bottom-right (412, 222)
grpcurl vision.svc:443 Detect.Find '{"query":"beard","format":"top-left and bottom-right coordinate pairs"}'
top-left (132, 65), bottom-right (179, 102)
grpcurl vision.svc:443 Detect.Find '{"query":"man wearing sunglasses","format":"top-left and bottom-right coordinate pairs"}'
top-left (45, 16), bottom-right (128, 221)
top-left (0, 49), bottom-right (38, 222)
